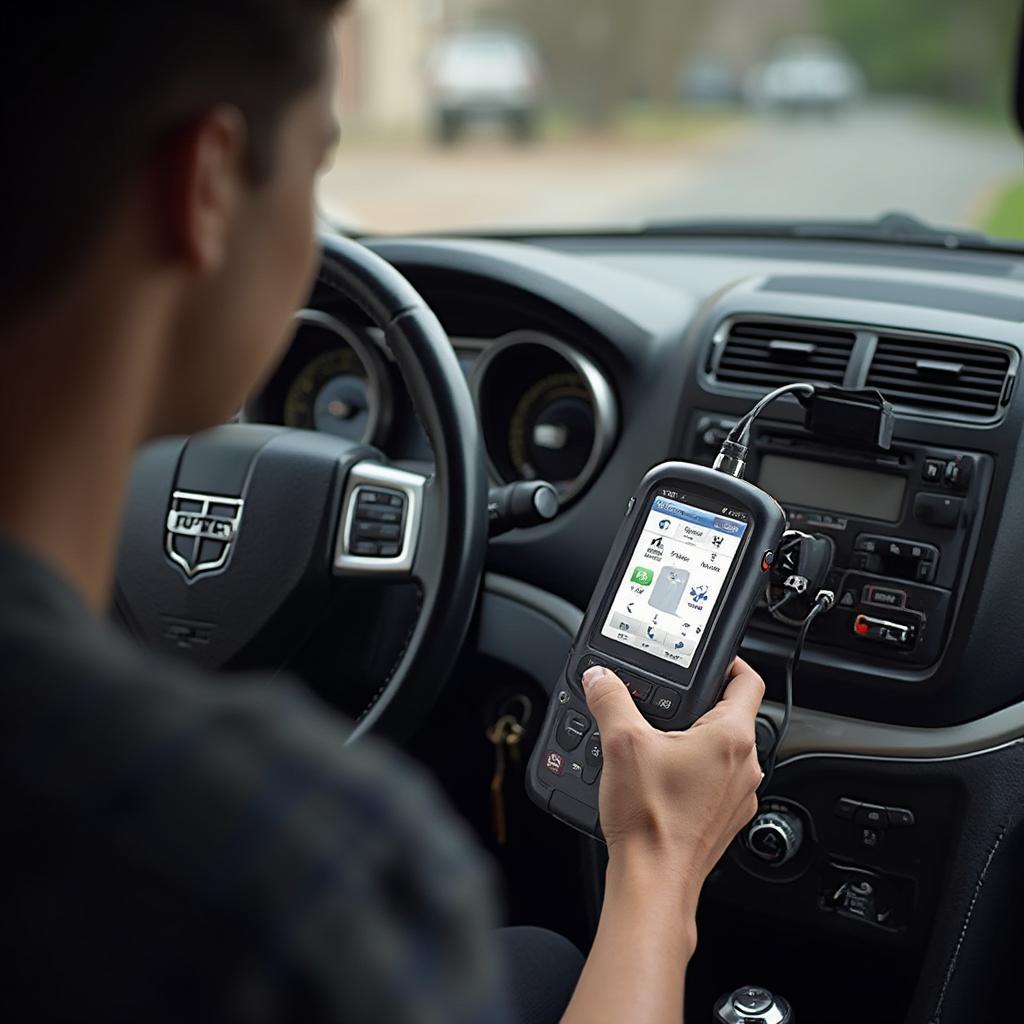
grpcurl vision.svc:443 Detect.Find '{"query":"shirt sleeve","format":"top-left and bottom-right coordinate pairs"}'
top-left (43, 663), bottom-right (511, 1024)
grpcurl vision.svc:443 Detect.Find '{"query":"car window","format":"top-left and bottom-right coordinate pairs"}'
top-left (320, 1), bottom-right (1023, 243)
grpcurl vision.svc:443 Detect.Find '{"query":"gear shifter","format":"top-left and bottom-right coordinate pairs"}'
top-left (714, 985), bottom-right (793, 1023)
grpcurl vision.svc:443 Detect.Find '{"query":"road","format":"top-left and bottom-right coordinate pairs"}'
top-left (318, 104), bottom-right (1023, 235)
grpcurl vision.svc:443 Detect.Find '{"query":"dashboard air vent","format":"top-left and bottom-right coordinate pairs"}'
top-left (713, 319), bottom-right (855, 388)
top-left (866, 335), bottom-right (1011, 419)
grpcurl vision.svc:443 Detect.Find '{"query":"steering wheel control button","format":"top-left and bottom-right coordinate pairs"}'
top-left (834, 797), bottom-right (861, 820)
top-left (647, 686), bottom-right (680, 720)
top-left (582, 732), bottom-right (602, 784)
top-left (354, 522), bottom-right (401, 540)
top-left (335, 464), bottom-right (425, 576)
top-left (543, 751), bottom-right (564, 776)
top-left (886, 806), bottom-right (915, 827)
top-left (359, 505), bottom-right (402, 524)
top-left (557, 711), bottom-right (591, 751)
top-left (347, 484), bottom-right (409, 559)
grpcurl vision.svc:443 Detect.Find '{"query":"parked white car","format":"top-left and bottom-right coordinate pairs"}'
top-left (746, 38), bottom-right (863, 113)
top-left (427, 31), bottom-right (543, 144)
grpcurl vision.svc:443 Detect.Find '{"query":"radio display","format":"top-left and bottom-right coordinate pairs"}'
top-left (758, 454), bottom-right (906, 522)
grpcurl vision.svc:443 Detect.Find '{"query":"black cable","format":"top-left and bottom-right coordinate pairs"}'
top-left (760, 591), bottom-right (832, 789)
top-left (723, 382), bottom-right (817, 449)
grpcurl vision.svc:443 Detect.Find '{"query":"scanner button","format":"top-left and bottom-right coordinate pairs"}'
top-left (557, 711), bottom-right (591, 752)
top-left (647, 686), bottom-right (679, 720)
top-left (621, 675), bottom-right (653, 703)
top-left (582, 732), bottom-right (603, 784)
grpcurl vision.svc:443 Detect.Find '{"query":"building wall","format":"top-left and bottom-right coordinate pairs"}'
top-left (337, 0), bottom-right (504, 129)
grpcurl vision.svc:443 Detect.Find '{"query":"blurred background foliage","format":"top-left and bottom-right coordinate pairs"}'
top-left (485, 0), bottom-right (1022, 126)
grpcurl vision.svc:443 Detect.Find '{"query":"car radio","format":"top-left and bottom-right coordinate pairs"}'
top-left (688, 413), bottom-right (990, 668)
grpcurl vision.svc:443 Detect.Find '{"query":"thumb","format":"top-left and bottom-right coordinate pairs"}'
top-left (582, 665), bottom-right (649, 736)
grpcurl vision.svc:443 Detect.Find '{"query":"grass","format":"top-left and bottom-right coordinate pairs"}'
top-left (542, 103), bottom-right (745, 144)
top-left (981, 176), bottom-right (1024, 240)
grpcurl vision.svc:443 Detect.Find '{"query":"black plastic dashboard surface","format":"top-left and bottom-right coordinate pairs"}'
top-left (358, 234), bottom-right (1024, 729)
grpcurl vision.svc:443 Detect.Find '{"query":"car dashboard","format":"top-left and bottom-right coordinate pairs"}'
top-left (248, 228), bottom-right (1024, 1022)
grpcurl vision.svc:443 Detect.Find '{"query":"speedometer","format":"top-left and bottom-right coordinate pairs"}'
top-left (508, 373), bottom-right (596, 490)
top-left (283, 348), bottom-right (370, 440)
top-left (472, 331), bottom-right (617, 505)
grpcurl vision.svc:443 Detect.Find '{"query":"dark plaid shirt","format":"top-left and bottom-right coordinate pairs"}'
top-left (0, 537), bottom-right (508, 1023)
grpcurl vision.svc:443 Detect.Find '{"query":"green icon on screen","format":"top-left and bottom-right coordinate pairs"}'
top-left (630, 566), bottom-right (654, 586)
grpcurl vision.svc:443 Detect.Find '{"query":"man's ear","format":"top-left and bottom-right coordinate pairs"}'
top-left (163, 105), bottom-right (249, 274)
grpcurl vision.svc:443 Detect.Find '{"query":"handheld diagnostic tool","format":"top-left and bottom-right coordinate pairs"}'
top-left (527, 461), bottom-right (787, 837)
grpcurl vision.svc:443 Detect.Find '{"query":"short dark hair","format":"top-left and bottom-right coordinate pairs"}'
top-left (0, 0), bottom-right (347, 323)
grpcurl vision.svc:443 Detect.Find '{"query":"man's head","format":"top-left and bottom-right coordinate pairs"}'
top-left (0, 0), bottom-right (348, 434)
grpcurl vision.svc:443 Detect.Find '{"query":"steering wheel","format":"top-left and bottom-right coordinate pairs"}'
top-left (115, 233), bottom-right (489, 740)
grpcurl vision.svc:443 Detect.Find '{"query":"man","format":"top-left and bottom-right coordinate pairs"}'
top-left (0, 3), bottom-right (765, 1021)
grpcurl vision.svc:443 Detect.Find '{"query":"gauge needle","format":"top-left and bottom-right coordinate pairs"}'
top-left (327, 399), bottom-right (354, 420)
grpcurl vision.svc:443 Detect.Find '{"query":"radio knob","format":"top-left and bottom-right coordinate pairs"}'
top-left (746, 809), bottom-right (803, 866)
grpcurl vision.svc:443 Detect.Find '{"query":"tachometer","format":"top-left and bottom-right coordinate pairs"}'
top-left (472, 331), bottom-right (617, 505)
top-left (245, 309), bottom-right (391, 445)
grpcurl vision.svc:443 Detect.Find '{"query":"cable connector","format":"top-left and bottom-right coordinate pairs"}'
top-left (712, 439), bottom-right (748, 478)
top-left (814, 589), bottom-right (835, 611)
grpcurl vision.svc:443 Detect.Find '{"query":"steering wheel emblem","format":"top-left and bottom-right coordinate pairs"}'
top-left (165, 490), bottom-right (245, 580)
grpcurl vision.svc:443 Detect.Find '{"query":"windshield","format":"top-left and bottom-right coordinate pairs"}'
top-left (319, 1), bottom-right (1024, 243)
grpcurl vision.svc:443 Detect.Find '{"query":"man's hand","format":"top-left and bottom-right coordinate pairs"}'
top-left (582, 657), bottom-right (764, 886)
top-left (562, 658), bottom-right (766, 1024)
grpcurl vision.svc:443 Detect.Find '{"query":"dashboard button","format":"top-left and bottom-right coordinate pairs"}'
top-left (922, 459), bottom-right (945, 483)
top-left (834, 796), bottom-right (861, 819)
top-left (647, 686), bottom-right (679, 720)
top-left (944, 456), bottom-right (972, 492)
top-left (864, 585), bottom-right (906, 609)
top-left (886, 806), bottom-right (915, 827)
top-left (854, 804), bottom-right (887, 828)
top-left (914, 492), bottom-right (963, 529)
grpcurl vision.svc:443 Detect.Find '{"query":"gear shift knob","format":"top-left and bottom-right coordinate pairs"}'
top-left (714, 985), bottom-right (792, 1023)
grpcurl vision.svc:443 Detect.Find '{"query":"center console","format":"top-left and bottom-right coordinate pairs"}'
top-left (687, 413), bottom-right (991, 674)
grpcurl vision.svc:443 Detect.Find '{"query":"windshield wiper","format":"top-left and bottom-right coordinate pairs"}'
top-left (639, 211), bottom-right (1022, 254)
